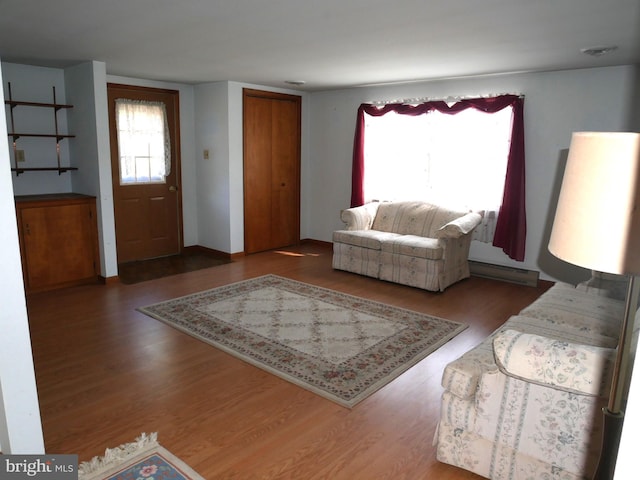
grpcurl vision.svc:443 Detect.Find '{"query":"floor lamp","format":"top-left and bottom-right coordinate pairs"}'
top-left (548, 131), bottom-right (640, 480)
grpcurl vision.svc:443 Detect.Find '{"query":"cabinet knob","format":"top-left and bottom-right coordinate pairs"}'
top-left (169, 185), bottom-right (178, 192)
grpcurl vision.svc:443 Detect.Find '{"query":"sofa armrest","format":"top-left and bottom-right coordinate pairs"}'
top-left (340, 202), bottom-right (380, 231)
top-left (434, 212), bottom-right (482, 239)
top-left (493, 329), bottom-right (615, 396)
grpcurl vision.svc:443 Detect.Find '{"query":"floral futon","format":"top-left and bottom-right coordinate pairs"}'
top-left (435, 273), bottom-right (630, 479)
top-left (332, 201), bottom-right (481, 291)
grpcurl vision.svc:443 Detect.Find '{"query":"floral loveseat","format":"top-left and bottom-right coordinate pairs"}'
top-left (332, 201), bottom-right (482, 292)
top-left (435, 273), bottom-right (630, 479)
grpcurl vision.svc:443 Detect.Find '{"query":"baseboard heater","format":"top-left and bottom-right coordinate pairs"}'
top-left (469, 261), bottom-right (539, 287)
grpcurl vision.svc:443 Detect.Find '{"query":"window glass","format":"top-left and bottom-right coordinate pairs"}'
top-left (116, 99), bottom-right (170, 185)
top-left (363, 106), bottom-right (513, 213)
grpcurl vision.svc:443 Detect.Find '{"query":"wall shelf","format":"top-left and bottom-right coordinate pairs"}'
top-left (4, 82), bottom-right (76, 176)
top-left (5, 99), bottom-right (73, 110)
top-left (11, 167), bottom-right (78, 175)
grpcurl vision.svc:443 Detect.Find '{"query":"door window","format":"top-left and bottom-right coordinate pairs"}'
top-left (115, 99), bottom-right (171, 185)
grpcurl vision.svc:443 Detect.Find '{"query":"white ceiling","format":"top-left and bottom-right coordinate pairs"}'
top-left (1, 0), bottom-right (638, 91)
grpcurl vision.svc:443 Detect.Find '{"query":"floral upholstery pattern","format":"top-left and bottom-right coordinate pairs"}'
top-left (332, 201), bottom-right (482, 291)
top-left (435, 280), bottom-right (626, 479)
top-left (493, 329), bottom-right (615, 396)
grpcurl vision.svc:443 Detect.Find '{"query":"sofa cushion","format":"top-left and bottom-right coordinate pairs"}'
top-left (519, 282), bottom-right (623, 344)
top-left (505, 315), bottom-right (618, 349)
top-left (493, 329), bottom-right (615, 396)
top-left (332, 229), bottom-right (402, 250)
top-left (371, 201), bottom-right (465, 237)
top-left (380, 235), bottom-right (443, 260)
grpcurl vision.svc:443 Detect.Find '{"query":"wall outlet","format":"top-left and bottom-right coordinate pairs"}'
top-left (15, 149), bottom-right (25, 163)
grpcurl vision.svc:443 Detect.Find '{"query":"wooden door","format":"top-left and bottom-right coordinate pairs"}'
top-left (108, 84), bottom-right (182, 264)
top-left (243, 89), bottom-right (301, 254)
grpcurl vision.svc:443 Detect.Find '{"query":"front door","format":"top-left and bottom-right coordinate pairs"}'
top-left (108, 84), bottom-right (182, 264)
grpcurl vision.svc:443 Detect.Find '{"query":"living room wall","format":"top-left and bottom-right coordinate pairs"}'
top-left (2, 61), bottom-right (119, 277)
top-left (2, 61), bottom-right (638, 284)
top-left (0, 63), bottom-right (44, 454)
top-left (1, 58), bottom-right (638, 455)
top-left (2, 63), bottom-right (73, 195)
top-left (192, 81), bottom-right (310, 255)
top-left (307, 65), bottom-right (639, 283)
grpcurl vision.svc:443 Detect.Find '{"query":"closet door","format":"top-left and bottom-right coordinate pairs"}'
top-left (243, 89), bottom-right (301, 254)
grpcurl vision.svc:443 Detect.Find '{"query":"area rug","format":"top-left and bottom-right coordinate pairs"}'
top-left (79, 433), bottom-right (204, 480)
top-left (138, 275), bottom-right (467, 407)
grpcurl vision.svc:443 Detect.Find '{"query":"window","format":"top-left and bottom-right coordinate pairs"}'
top-left (351, 95), bottom-right (526, 261)
top-left (115, 99), bottom-right (171, 185)
top-left (364, 107), bottom-right (512, 216)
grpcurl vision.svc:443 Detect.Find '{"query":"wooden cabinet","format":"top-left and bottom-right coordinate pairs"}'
top-left (15, 194), bottom-right (99, 293)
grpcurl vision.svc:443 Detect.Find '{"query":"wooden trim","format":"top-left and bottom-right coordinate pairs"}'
top-left (106, 83), bottom-right (180, 96)
top-left (243, 88), bottom-right (301, 102)
top-left (99, 275), bottom-right (120, 286)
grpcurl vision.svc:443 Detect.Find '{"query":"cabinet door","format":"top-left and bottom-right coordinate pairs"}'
top-left (20, 202), bottom-right (98, 291)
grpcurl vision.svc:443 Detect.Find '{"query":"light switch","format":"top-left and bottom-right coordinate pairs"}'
top-left (16, 149), bottom-right (26, 163)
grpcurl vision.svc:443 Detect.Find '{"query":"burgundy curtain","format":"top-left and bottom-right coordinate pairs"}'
top-left (350, 94), bottom-right (526, 261)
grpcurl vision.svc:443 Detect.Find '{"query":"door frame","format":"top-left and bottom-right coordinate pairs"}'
top-left (107, 83), bottom-right (184, 263)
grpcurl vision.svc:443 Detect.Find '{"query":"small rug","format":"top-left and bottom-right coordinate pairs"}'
top-left (138, 275), bottom-right (467, 407)
top-left (79, 433), bottom-right (203, 480)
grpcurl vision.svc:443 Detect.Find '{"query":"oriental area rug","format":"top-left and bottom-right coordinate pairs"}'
top-left (138, 275), bottom-right (467, 407)
top-left (79, 433), bottom-right (204, 480)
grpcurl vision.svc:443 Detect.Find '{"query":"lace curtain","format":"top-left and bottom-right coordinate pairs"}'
top-left (115, 99), bottom-right (171, 184)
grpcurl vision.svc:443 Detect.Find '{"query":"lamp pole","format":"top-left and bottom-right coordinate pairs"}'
top-left (594, 275), bottom-right (640, 480)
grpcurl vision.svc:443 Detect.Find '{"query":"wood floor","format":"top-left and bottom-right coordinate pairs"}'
top-left (26, 242), bottom-right (552, 479)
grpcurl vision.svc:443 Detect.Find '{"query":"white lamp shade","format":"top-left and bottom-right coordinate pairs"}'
top-left (549, 132), bottom-right (640, 275)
